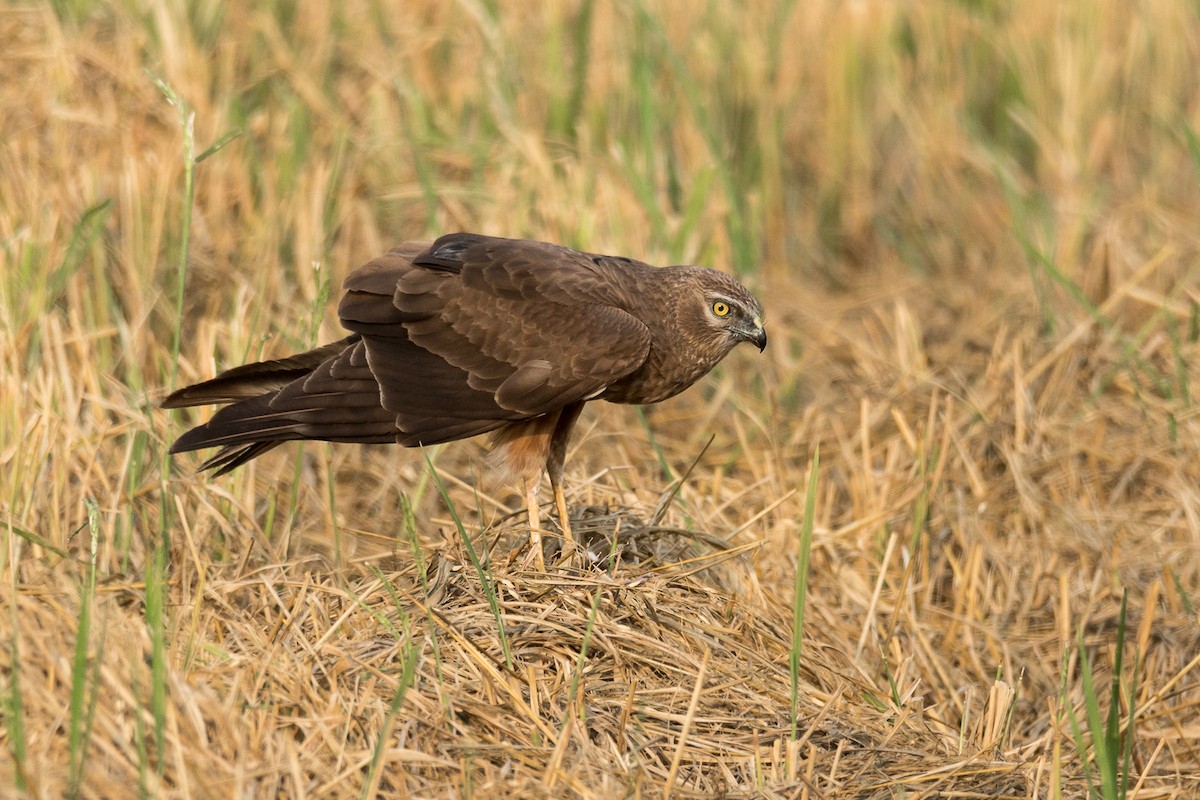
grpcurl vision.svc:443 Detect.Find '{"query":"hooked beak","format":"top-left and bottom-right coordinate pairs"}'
top-left (751, 326), bottom-right (767, 352)
top-left (736, 317), bottom-right (767, 352)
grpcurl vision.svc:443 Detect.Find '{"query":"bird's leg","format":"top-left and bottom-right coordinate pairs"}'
top-left (549, 468), bottom-right (573, 546)
top-left (524, 471), bottom-right (545, 569)
top-left (547, 401), bottom-right (586, 554)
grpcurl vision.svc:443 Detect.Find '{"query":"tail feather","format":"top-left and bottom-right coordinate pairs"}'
top-left (166, 336), bottom-right (397, 472)
top-left (199, 441), bottom-right (284, 477)
top-left (162, 335), bottom-right (361, 408)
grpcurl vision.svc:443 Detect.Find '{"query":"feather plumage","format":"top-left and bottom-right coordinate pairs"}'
top-left (164, 233), bottom-right (765, 564)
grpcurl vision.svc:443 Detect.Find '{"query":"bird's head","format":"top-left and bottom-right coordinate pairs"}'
top-left (682, 268), bottom-right (767, 355)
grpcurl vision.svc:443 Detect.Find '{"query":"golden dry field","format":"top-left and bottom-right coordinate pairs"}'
top-left (3, 1), bottom-right (1200, 797)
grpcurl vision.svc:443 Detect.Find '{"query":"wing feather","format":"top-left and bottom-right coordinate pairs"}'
top-left (340, 233), bottom-right (653, 421)
top-left (162, 336), bottom-right (360, 407)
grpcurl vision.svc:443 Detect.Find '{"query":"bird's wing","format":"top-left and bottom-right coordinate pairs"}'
top-left (340, 235), bottom-right (653, 425)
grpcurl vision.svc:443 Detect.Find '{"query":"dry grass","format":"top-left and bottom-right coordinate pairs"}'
top-left (3, 1), bottom-right (1200, 797)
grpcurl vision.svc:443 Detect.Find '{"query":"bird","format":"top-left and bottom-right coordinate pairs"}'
top-left (163, 233), bottom-right (766, 568)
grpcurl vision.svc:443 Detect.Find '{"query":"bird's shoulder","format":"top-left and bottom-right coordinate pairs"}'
top-left (429, 234), bottom-right (666, 304)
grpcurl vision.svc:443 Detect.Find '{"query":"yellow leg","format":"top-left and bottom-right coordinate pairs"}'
top-left (551, 472), bottom-right (574, 550)
top-left (546, 401), bottom-right (585, 558)
top-left (524, 473), bottom-right (545, 570)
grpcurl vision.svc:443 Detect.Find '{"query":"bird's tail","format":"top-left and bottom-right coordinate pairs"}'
top-left (163, 334), bottom-right (396, 475)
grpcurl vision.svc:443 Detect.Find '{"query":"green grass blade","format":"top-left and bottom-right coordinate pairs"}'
top-left (147, 71), bottom-right (207, 779)
top-left (421, 448), bottom-right (512, 670)
top-left (4, 639), bottom-right (24, 790)
top-left (5, 522), bottom-right (71, 560)
top-left (132, 668), bottom-right (150, 799)
top-left (147, 71), bottom-right (196, 393)
top-left (1168, 568), bottom-right (1194, 616)
top-left (50, 200), bottom-right (112, 311)
top-left (398, 494), bottom-right (449, 713)
top-left (1107, 590), bottom-right (1133, 800)
top-left (196, 128), bottom-right (243, 164)
top-left (66, 498), bottom-right (101, 796)
top-left (1060, 645), bottom-right (1098, 799)
top-left (635, 407), bottom-right (674, 482)
top-left (790, 445), bottom-right (818, 739)
top-left (361, 637), bottom-right (421, 799)
top-left (1183, 121), bottom-right (1200, 183)
top-left (144, 533), bottom-right (168, 778)
top-left (565, 585), bottom-right (604, 722)
top-left (4, 517), bottom-right (27, 791)
top-left (561, 0), bottom-right (594, 143)
top-left (1121, 625), bottom-right (1141, 800)
top-left (1077, 629), bottom-right (1115, 800)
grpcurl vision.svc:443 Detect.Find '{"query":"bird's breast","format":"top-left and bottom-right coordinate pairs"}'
top-left (598, 345), bottom-right (724, 405)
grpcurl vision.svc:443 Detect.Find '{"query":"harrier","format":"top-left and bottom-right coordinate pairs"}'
top-left (164, 233), bottom-right (766, 567)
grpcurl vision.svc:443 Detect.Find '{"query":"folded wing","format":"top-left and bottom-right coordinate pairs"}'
top-left (166, 234), bottom-right (654, 470)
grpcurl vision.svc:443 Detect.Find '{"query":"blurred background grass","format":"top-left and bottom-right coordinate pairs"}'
top-left (3, 1), bottom-right (1200, 797)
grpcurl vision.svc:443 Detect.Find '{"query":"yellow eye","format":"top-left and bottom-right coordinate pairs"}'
top-left (712, 301), bottom-right (730, 317)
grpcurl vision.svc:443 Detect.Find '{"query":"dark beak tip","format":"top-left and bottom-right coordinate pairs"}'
top-left (755, 331), bottom-right (767, 352)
